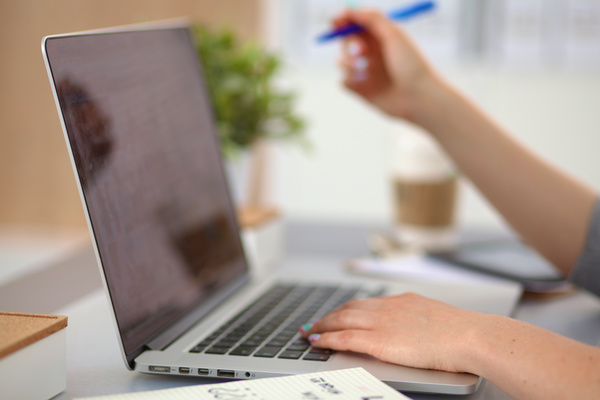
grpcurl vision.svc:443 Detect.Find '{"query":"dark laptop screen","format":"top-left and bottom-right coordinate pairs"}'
top-left (44, 27), bottom-right (248, 358)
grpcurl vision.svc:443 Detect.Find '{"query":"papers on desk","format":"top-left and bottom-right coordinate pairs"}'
top-left (346, 253), bottom-right (511, 286)
top-left (74, 367), bottom-right (412, 400)
top-left (347, 247), bottom-right (572, 293)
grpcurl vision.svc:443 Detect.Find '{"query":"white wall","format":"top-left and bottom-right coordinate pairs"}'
top-left (269, 65), bottom-right (600, 230)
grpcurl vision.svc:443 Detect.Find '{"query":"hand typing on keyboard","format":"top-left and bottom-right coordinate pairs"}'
top-left (189, 284), bottom-right (367, 361)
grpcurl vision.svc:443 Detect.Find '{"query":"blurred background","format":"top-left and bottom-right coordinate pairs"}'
top-left (1, 0), bottom-right (600, 237)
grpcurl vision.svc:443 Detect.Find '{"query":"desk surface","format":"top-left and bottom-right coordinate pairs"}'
top-left (1, 221), bottom-right (591, 399)
top-left (52, 244), bottom-right (600, 400)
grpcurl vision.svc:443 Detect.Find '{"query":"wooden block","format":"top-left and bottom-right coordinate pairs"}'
top-left (237, 206), bottom-right (280, 229)
top-left (0, 312), bottom-right (68, 359)
top-left (0, 312), bottom-right (68, 400)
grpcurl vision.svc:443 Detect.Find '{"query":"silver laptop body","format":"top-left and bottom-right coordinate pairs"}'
top-left (41, 22), bottom-right (522, 395)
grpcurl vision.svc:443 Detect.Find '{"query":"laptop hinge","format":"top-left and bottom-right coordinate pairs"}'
top-left (145, 274), bottom-right (250, 351)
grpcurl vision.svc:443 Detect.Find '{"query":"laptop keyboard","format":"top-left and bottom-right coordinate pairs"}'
top-left (189, 283), bottom-right (380, 361)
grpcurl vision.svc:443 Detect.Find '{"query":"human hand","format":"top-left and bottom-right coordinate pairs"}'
top-left (334, 9), bottom-right (439, 122)
top-left (299, 292), bottom-right (486, 373)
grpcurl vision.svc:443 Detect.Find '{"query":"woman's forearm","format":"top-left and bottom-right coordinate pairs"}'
top-left (463, 314), bottom-right (600, 400)
top-left (413, 75), bottom-right (597, 275)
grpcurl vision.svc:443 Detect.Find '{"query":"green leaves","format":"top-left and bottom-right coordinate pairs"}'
top-left (192, 24), bottom-right (306, 159)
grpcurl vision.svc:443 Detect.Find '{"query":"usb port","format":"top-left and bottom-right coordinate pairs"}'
top-left (149, 365), bottom-right (171, 373)
top-left (217, 369), bottom-right (235, 378)
top-left (179, 367), bottom-right (190, 374)
top-left (198, 368), bottom-right (210, 376)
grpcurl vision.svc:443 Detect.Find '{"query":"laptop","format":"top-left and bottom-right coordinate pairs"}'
top-left (41, 21), bottom-right (522, 395)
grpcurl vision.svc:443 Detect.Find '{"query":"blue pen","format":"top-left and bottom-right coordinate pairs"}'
top-left (316, 1), bottom-right (436, 43)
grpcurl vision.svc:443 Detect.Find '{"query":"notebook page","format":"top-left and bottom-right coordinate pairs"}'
top-left (75, 368), bottom-right (412, 400)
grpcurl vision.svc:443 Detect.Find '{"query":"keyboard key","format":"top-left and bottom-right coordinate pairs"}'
top-left (189, 345), bottom-right (206, 353)
top-left (250, 333), bottom-right (270, 341)
top-left (303, 353), bottom-right (331, 361)
top-left (275, 336), bottom-right (296, 343)
top-left (205, 346), bottom-right (229, 355)
top-left (286, 342), bottom-right (310, 352)
top-left (254, 346), bottom-right (282, 358)
top-left (230, 346), bottom-right (256, 356)
top-left (267, 339), bottom-right (288, 347)
top-left (278, 350), bottom-right (304, 360)
top-left (242, 339), bottom-right (263, 347)
top-left (308, 347), bottom-right (335, 355)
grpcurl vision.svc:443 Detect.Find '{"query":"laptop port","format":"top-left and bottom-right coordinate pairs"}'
top-left (149, 365), bottom-right (171, 373)
top-left (217, 369), bottom-right (235, 378)
top-left (179, 367), bottom-right (190, 374)
top-left (198, 368), bottom-right (210, 376)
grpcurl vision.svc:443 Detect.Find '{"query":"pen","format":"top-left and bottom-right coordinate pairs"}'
top-left (316, 1), bottom-right (436, 43)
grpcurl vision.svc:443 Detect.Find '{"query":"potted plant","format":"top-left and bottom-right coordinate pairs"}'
top-left (192, 24), bottom-right (305, 160)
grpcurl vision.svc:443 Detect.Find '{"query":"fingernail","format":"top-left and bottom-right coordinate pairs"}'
top-left (354, 56), bottom-right (368, 71)
top-left (352, 71), bottom-right (368, 82)
top-left (347, 41), bottom-right (360, 56)
top-left (308, 333), bottom-right (321, 343)
top-left (299, 323), bottom-right (313, 333)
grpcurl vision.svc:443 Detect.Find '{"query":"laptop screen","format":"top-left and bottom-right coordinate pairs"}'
top-left (44, 27), bottom-right (248, 358)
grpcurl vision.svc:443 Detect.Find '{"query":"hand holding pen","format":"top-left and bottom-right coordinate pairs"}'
top-left (316, 1), bottom-right (435, 43)
top-left (328, 5), bottom-right (439, 122)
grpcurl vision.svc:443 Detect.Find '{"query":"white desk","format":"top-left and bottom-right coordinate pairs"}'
top-left (5, 221), bottom-right (596, 400)
top-left (51, 250), bottom-right (600, 400)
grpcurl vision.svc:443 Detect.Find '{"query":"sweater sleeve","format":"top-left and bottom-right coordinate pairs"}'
top-left (570, 198), bottom-right (600, 297)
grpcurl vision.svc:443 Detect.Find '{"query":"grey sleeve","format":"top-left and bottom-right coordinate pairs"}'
top-left (570, 199), bottom-right (600, 297)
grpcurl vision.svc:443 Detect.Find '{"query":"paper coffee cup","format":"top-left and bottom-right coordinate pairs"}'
top-left (393, 176), bottom-right (457, 227)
